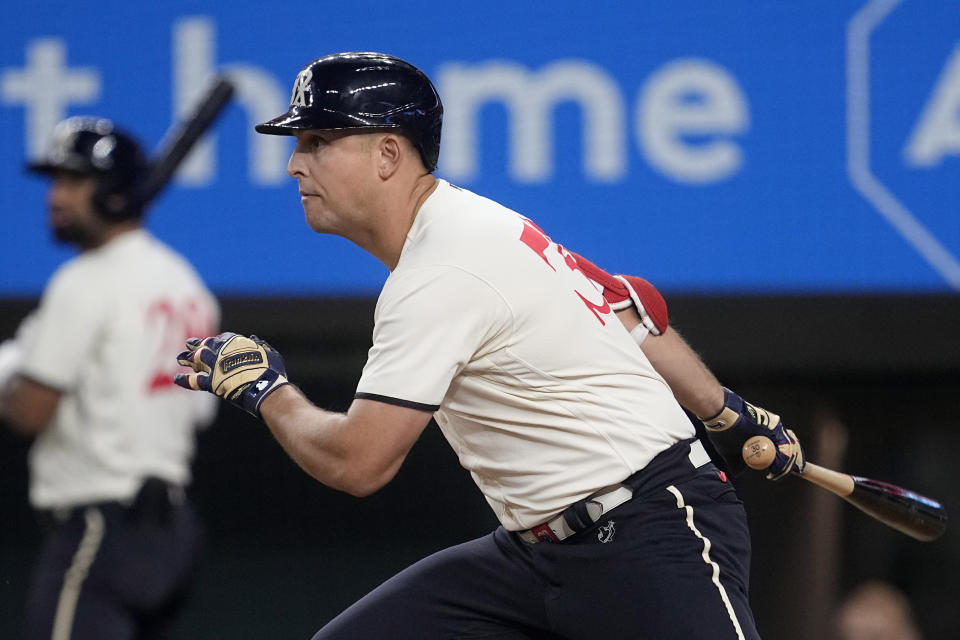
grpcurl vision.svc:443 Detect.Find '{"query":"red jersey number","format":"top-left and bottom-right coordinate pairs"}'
top-left (518, 220), bottom-right (611, 326)
top-left (145, 298), bottom-right (215, 392)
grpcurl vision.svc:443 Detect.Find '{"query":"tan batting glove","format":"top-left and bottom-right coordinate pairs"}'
top-left (174, 332), bottom-right (290, 418)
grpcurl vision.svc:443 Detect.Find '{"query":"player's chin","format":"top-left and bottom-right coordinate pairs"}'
top-left (51, 220), bottom-right (94, 246)
top-left (299, 195), bottom-right (318, 216)
top-left (303, 207), bottom-right (334, 234)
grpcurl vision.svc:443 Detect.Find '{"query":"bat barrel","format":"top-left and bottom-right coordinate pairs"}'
top-left (849, 476), bottom-right (948, 542)
top-left (132, 76), bottom-right (235, 210)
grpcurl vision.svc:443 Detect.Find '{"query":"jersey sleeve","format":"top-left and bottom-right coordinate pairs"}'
top-left (355, 265), bottom-right (512, 411)
top-left (19, 265), bottom-right (107, 391)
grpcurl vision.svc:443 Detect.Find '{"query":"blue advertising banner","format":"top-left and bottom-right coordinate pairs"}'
top-left (2, 0), bottom-right (958, 295)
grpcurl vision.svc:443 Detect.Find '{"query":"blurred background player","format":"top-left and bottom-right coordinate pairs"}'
top-left (0, 116), bottom-right (220, 640)
top-left (175, 52), bottom-right (803, 639)
top-left (832, 581), bottom-right (924, 640)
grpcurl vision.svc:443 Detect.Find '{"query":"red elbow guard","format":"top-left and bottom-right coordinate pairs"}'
top-left (613, 274), bottom-right (668, 336)
top-left (570, 252), bottom-right (669, 335)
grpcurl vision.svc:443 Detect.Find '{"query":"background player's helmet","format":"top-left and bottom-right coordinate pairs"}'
top-left (256, 52), bottom-right (443, 171)
top-left (26, 116), bottom-right (149, 220)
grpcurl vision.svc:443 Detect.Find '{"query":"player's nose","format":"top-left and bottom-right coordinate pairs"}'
top-left (287, 148), bottom-right (307, 179)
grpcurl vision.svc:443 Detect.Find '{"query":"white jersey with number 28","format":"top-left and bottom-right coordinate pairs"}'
top-left (20, 229), bottom-right (219, 509)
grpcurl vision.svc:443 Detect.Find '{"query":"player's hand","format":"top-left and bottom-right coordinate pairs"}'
top-left (699, 388), bottom-right (805, 480)
top-left (174, 332), bottom-right (289, 418)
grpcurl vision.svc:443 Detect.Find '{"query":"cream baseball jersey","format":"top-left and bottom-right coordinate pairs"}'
top-left (19, 229), bottom-right (219, 509)
top-left (356, 181), bottom-right (695, 530)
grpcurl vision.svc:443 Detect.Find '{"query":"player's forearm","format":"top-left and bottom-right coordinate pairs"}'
top-left (174, 333), bottom-right (428, 496)
top-left (259, 385), bottom-right (363, 494)
top-left (258, 385), bottom-right (402, 497)
top-left (639, 327), bottom-right (724, 418)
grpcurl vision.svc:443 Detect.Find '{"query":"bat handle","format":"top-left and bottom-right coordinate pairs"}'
top-left (795, 461), bottom-right (855, 496)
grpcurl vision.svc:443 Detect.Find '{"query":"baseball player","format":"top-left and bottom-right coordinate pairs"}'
top-left (0, 117), bottom-right (220, 639)
top-left (174, 52), bottom-right (804, 639)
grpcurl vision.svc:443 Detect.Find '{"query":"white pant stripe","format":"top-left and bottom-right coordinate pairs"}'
top-left (51, 507), bottom-right (106, 640)
top-left (666, 485), bottom-right (746, 640)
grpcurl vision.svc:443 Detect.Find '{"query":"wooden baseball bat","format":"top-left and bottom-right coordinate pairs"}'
top-left (742, 435), bottom-right (947, 542)
top-left (132, 75), bottom-right (235, 210)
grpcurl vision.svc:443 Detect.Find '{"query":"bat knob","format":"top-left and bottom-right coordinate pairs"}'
top-left (742, 435), bottom-right (776, 470)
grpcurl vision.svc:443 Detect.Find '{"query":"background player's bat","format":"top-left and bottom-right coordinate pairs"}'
top-left (742, 435), bottom-right (947, 542)
top-left (132, 75), bottom-right (235, 209)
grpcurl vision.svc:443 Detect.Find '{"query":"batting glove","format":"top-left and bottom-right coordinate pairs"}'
top-left (174, 332), bottom-right (289, 418)
top-left (699, 388), bottom-right (805, 480)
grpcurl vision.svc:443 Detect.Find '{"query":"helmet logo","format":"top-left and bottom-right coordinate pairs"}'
top-left (91, 136), bottom-right (117, 169)
top-left (290, 68), bottom-right (313, 108)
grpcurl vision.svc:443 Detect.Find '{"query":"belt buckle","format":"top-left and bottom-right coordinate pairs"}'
top-left (529, 524), bottom-right (561, 543)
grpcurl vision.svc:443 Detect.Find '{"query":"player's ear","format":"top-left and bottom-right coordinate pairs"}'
top-left (376, 133), bottom-right (403, 179)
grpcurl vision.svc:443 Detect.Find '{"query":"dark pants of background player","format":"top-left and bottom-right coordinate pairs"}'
top-left (314, 439), bottom-right (760, 640)
top-left (26, 478), bottom-right (202, 640)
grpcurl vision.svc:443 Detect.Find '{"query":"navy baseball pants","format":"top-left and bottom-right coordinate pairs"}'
top-left (26, 480), bottom-right (201, 640)
top-left (313, 440), bottom-right (761, 640)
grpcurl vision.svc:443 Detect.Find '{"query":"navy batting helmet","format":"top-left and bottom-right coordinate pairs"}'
top-left (27, 116), bottom-right (149, 220)
top-left (255, 52), bottom-right (443, 171)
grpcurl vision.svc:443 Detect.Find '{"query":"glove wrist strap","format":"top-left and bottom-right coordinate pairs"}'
top-left (701, 406), bottom-right (740, 432)
top-left (698, 388), bottom-right (742, 428)
top-left (699, 388), bottom-right (749, 476)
